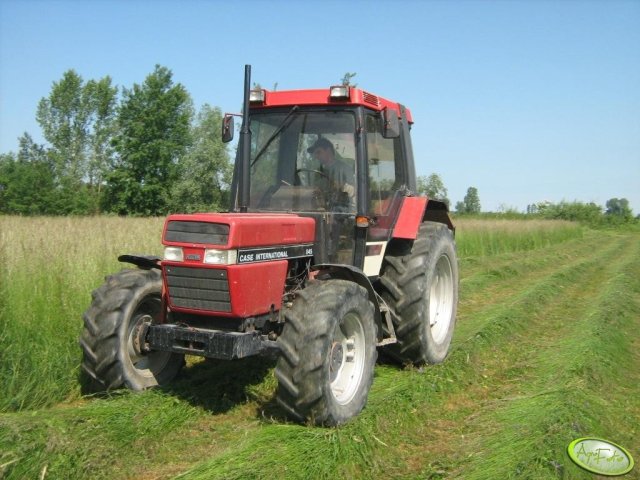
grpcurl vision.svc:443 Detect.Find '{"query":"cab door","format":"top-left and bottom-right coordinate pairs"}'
top-left (363, 113), bottom-right (406, 277)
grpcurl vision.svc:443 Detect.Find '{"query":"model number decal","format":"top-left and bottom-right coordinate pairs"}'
top-left (237, 244), bottom-right (314, 264)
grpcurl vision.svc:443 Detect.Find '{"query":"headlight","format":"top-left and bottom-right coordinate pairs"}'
top-left (164, 247), bottom-right (184, 262)
top-left (204, 249), bottom-right (237, 265)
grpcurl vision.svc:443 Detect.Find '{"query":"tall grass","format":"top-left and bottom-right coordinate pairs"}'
top-left (455, 218), bottom-right (582, 257)
top-left (0, 216), bottom-right (164, 411)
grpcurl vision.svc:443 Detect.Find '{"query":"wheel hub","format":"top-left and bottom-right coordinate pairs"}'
top-left (329, 342), bottom-right (344, 382)
top-left (130, 315), bottom-right (152, 357)
top-left (329, 312), bottom-right (367, 405)
top-left (429, 254), bottom-right (454, 344)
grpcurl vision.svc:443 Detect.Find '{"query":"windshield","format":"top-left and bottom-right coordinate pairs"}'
top-left (249, 110), bottom-right (357, 213)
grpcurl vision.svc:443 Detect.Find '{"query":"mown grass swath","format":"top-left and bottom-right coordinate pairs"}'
top-left (1, 216), bottom-right (638, 479)
top-left (451, 233), bottom-right (640, 478)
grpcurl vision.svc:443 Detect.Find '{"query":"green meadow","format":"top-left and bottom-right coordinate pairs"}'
top-left (1, 216), bottom-right (638, 479)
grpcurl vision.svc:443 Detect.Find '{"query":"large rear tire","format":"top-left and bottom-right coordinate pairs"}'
top-left (275, 280), bottom-right (377, 426)
top-left (379, 222), bottom-right (459, 365)
top-left (80, 269), bottom-right (184, 392)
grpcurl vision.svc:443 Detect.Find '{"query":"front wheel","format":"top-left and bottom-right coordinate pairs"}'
top-left (275, 280), bottom-right (377, 426)
top-left (80, 269), bottom-right (184, 392)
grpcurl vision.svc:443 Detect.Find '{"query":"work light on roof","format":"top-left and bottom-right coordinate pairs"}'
top-left (329, 85), bottom-right (350, 100)
top-left (249, 89), bottom-right (266, 103)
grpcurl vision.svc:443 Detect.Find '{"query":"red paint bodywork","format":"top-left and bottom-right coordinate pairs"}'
top-left (163, 212), bottom-right (315, 248)
top-left (161, 213), bottom-right (315, 318)
top-left (252, 88), bottom-right (413, 123)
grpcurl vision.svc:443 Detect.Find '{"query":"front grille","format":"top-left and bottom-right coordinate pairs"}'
top-left (165, 265), bottom-right (231, 312)
top-left (165, 221), bottom-right (229, 245)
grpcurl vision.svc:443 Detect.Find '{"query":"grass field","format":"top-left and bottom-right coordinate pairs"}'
top-left (0, 216), bottom-right (638, 479)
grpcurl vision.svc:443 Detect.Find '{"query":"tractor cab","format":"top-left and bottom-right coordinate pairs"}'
top-left (225, 85), bottom-right (418, 274)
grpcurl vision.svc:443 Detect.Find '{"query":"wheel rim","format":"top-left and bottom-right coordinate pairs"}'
top-left (329, 312), bottom-right (366, 405)
top-left (126, 301), bottom-right (173, 379)
top-left (429, 253), bottom-right (455, 344)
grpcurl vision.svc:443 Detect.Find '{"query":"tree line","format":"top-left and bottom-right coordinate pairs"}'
top-left (417, 173), bottom-right (636, 225)
top-left (417, 173), bottom-right (481, 214)
top-left (0, 68), bottom-right (635, 224)
top-left (0, 66), bottom-right (232, 216)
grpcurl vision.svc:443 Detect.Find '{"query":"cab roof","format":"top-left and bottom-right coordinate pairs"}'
top-left (250, 87), bottom-right (413, 123)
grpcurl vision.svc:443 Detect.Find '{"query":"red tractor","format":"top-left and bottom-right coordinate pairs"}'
top-left (81, 66), bottom-right (459, 426)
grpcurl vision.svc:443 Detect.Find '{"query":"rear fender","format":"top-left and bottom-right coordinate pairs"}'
top-left (310, 264), bottom-right (384, 343)
top-left (422, 199), bottom-right (455, 233)
top-left (392, 197), bottom-right (454, 240)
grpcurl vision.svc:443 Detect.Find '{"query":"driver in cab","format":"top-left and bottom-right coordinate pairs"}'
top-left (307, 138), bottom-right (355, 211)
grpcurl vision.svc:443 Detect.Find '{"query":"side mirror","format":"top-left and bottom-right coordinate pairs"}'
top-left (382, 108), bottom-right (400, 138)
top-left (222, 114), bottom-right (235, 143)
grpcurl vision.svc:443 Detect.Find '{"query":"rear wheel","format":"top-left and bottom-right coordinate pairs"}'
top-left (80, 269), bottom-right (184, 392)
top-left (275, 280), bottom-right (377, 425)
top-left (379, 222), bottom-right (458, 364)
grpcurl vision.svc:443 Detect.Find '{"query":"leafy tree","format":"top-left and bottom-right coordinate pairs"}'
top-left (464, 187), bottom-right (481, 213)
top-left (538, 200), bottom-right (602, 224)
top-left (84, 77), bottom-right (119, 204)
top-left (605, 198), bottom-right (633, 222)
top-left (36, 70), bottom-right (117, 212)
top-left (526, 204), bottom-right (539, 214)
top-left (36, 70), bottom-right (88, 183)
top-left (417, 173), bottom-right (450, 206)
top-left (170, 104), bottom-right (232, 212)
top-left (103, 65), bottom-right (193, 215)
top-left (457, 186), bottom-right (481, 213)
top-left (0, 134), bottom-right (55, 214)
top-left (0, 153), bottom-right (17, 212)
top-left (530, 199), bottom-right (637, 226)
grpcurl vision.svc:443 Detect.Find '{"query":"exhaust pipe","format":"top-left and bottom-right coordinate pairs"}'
top-left (238, 64), bottom-right (251, 213)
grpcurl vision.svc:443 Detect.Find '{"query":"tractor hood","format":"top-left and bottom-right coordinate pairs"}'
top-left (162, 213), bottom-right (316, 249)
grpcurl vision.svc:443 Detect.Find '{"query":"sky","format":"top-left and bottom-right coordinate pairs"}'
top-left (1, 0), bottom-right (639, 213)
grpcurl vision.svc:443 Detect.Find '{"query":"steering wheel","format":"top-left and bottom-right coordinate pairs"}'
top-left (295, 168), bottom-right (328, 186)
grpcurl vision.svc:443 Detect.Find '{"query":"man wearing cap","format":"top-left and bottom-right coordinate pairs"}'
top-left (307, 137), bottom-right (355, 211)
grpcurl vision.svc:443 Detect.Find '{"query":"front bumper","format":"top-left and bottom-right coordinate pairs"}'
top-left (147, 324), bottom-right (279, 360)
